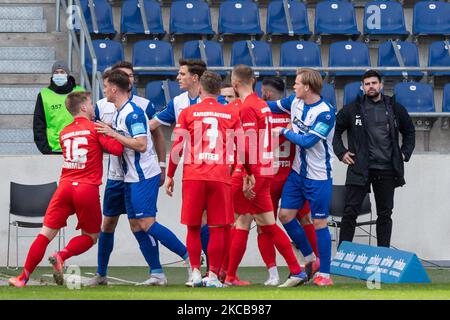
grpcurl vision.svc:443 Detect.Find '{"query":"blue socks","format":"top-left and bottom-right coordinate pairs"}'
top-left (133, 231), bottom-right (163, 274)
top-left (283, 219), bottom-right (313, 258)
top-left (316, 227), bottom-right (332, 274)
top-left (147, 222), bottom-right (188, 260)
top-left (200, 224), bottom-right (210, 255)
top-left (97, 231), bottom-right (114, 277)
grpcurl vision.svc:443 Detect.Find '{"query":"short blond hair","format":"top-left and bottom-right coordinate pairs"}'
top-left (65, 92), bottom-right (91, 116)
top-left (296, 68), bottom-right (322, 95)
top-left (200, 71), bottom-right (222, 95)
top-left (232, 64), bottom-right (255, 85)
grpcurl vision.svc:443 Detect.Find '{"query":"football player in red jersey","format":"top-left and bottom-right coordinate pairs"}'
top-left (166, 71), bottom-right (241, 287)
top-left (259, 78), bottom-right (320, 285)
top-left (9, 92), bottom-right (123, 288)
top-left (225, 65), bottom-right (308, 288)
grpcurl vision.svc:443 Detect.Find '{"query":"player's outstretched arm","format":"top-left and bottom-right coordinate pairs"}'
top-left (95, 121), bottom-right (147, 153)
top-left (274, 127), bottom-right (321, 149)
top-left (267, 93), bottom-right (294, 114)
top-left (151, 126), bottom-right (167, 186)
top-left (98, 133), bottom-right (124, 156)
top-left (149, 118), bottom-right (162, 131)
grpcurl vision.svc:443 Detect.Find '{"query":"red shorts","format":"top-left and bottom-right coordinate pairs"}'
top-left (232, 172), bottom-right (273, 215)
top-left (271, 179), bottom-right (311, 219)
top-left (44, 182), bottom-right (101, 234)
top-left (181, 180), bottom-right (234, 226)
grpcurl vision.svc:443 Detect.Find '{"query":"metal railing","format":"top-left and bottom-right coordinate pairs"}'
top-left (56, 0), bottom-right (103, 103)
top-left (132, 66), bottom-right (450, 73)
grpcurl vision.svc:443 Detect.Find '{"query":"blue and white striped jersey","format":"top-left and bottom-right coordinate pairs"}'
top-left (112, 100), bottom-right (161, 183)
top-left (95, 94), bottom-right (156, 181)
top-left (270, 97), bottom-right (336, 181)
top-left (154, 92), bottom-right (200, 126)
top-left (153, 92), bottom-right (229, 126)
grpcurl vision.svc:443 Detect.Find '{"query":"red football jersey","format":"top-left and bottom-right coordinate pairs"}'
top-left (168, 98), bottom-right (242, 184)
top-left (239, 93), bottom-right (274, 177)
top-left (59, 117), bottom-right (124, 185)
top-left (271, 112), bottom-right (295, 182)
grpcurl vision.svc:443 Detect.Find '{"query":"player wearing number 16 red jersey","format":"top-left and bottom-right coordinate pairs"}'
top-left (166, 71), bottom-right (241, 288)
top-left (9, 92), bottom-right (123, 288)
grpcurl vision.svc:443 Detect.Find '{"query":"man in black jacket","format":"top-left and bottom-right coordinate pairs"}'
top-left (332, 70), bottom-right (415, 247)
top-left (33, 61), bottom-right (84, 154)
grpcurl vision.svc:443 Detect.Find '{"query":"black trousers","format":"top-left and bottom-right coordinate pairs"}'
top-left (339, 170), bottom-right (396, 248)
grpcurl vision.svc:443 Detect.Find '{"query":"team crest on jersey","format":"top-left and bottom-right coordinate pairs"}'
top-left (132, 113), bottom-right (138, 120)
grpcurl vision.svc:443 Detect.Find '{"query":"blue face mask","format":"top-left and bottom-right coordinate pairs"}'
top-left (52, 74), bottom-right (68, 86)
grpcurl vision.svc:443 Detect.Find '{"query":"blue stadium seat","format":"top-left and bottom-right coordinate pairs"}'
top-left (120, 0), bottom-right (165, 36)
top-left (145, 80), bottom-right (185, 112)
top-left (364, 1), bottom-right (408, 37)
top-left (378, 41), bottom-right (423, 77)
top-left (78, 0), bottom-right (116, 35)
top-left (182, 40), bottom-right (226, 76)
top-left (443, 83), bottom-right (450, 112)
top-left (85, 40), bottom-right (124, 74)
top-left (328, 41), bottom-right (370, 76)
top-left (279, 41), bottom-right (322, 76)
top-left (394, 82), bottom-right (435, 113)
top-left (266, 0), bottom-right (311, 37)
top-left (219, 1), bottom-right (263, 36)
top-left (315, 1), bottom-right (360, 36)
top-left (132, 40), bottom-right (177, 76)
top-left (230, 41), bottom-right (275, 76)
top-left (170, 1), bottom-right (214, 36)
top-left (413, 1), bottom-right (450, 36)
top-left (343, 82), bottom-right (364, 106)
top-left (322, 82), bottom-right (336, 108)
top-left (428, 41), bottom-right (450, 76)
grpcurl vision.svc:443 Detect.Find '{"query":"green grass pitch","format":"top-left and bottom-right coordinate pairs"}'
top-left (1, 267), bottom-right (449, 300)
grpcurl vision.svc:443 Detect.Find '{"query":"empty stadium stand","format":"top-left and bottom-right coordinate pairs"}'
top-left (279, 41), bottom-right (322, 76)
top-left (0, 0), bottom-right (450, 155)
top-left (120, 0), bottom-right (165, 37)
top-left (85, 39), bottom-right (124, 74)
top-left (364, 0), bottom-right (409, 37)
top-left (132, 40), bottom-right (177, 76)
top-left (377, 41), bottom-right (423, 77)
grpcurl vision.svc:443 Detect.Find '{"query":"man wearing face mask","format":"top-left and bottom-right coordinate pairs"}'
top-left (33, 61), bottom-right (85, 154)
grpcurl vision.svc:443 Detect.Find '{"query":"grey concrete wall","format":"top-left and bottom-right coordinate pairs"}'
top-left (0, 153), bottom-right (449, 268)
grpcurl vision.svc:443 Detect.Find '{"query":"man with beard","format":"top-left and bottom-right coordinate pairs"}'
top-left (333, 70), bottom-right (415, 248)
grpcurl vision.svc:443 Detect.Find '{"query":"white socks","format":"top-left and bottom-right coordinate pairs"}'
top-left (268, 266), bottom-right (279, 279)
top-left (304, 253), bottom-right (317, 263)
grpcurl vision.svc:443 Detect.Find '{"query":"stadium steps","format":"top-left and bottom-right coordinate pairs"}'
top-left (0, 143), bottom-right (39, 155)
top-left (0, 2), bottom-right (68, 155)
top-left (0, 6), bottom-right (47, 32)
top-left (0, 47), bottom-right (55, 73)
top-left (0, 86), bottom-right (42, 155)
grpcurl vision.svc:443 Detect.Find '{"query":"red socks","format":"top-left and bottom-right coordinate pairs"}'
top-left (257, 232), bottom-right (276, 269)
top-left (259, 224), bottom-right (302, 275)
top-left (225, 228), bottom-right (249, 279)
top-left (220, 226), bottom-right (234, 274)
top-left (186, 226), bottom-right (202, 270)
top-left (20, 234), bottom-right (50, 281)
top-left (207, 227), bottom-right (225, 275)
top-left (302, 223), bottom-right (319, 257)
top-left (59, 235), bottom-right (94, 261)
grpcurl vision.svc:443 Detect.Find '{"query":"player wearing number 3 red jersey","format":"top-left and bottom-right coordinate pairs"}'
top-left (9, 92), bottom-right (123, 288)
top-left (166, 71), bottom-right (241, 288)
